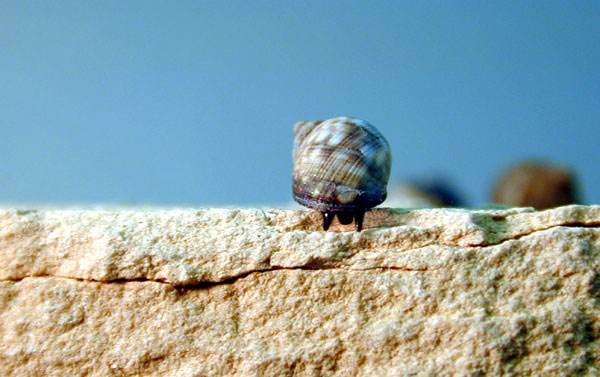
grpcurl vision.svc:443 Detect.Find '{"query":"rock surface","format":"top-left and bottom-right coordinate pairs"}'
top-left (1, 205), bottom-right (599, 376)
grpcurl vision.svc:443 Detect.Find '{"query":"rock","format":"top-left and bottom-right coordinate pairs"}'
top-left (1, 205), bottom-right (599, 376)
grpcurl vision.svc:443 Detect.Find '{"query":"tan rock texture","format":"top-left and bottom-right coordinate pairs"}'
top-left (1, 205), bottom-right (600, 376)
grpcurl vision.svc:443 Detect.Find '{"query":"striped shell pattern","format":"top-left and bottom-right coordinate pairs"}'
top-left (292, 116), bottom-right (392, 215)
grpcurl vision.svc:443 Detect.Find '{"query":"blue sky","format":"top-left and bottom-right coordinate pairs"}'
top-left (1, 1), bottom-right (598, 206)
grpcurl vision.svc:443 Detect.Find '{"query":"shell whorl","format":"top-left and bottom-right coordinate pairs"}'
top-left (292, 116), bottom-right (391, 212)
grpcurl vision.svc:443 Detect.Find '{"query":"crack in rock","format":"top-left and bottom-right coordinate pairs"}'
top-left (1, 206), bottom-right (599, 287)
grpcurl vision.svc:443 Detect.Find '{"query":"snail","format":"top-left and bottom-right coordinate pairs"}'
top-left (292, 116), bottom-right (392, 231)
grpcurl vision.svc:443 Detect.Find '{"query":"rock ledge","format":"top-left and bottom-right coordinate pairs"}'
top-left (1, 205), bottom-right (599, 376)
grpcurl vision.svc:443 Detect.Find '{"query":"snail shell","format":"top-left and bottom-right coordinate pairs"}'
top-left (292, 116), bottom-right (392, 231)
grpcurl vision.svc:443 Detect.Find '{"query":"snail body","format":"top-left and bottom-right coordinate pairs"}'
top-left (292, 116), bottom-right (391, 231)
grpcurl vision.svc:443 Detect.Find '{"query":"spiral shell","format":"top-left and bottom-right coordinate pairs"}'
top-left (292, 116), bottom-right (391, 231)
